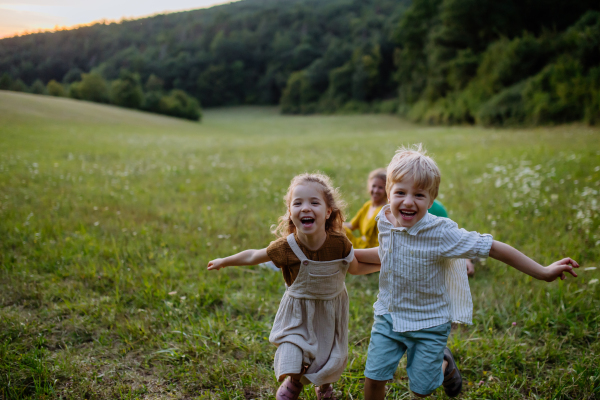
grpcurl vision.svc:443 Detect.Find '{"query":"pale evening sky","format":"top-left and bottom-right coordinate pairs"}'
top-left (0, 0), bottom-right (236, 39)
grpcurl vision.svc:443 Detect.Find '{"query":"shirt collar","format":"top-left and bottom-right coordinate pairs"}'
top-left (379, 205), bottom-right (431, 236)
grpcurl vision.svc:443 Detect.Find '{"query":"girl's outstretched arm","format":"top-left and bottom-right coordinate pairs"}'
top-left (347, 257), bottom-right (380, 275)
top-left (489, 241), bottom-right (579, 282)
top-left (207, 248), bottom-right (270, 271)
top-left (355, 247), bottom-right (381, 264)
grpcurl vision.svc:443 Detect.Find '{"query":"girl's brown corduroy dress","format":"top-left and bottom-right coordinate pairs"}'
top-left (269, 234), bottom-right (354, 386)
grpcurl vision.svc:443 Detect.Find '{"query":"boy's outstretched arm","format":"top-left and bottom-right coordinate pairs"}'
top-left (355, 247), bottom-right (381, 264)
top-left (489, 241), bottom-right (579, 282)
top-left (207, 248), bottom-right (270, 271)
top-left (347, 257), bottom-right (381, 275)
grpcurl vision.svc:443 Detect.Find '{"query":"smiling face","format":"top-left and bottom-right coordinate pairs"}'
top-left (289, 182), bottom-right (332, 237)
top-left (388, 176), bottom-right (434, 228)
top-left (369, 177), bottom-right (387, 206)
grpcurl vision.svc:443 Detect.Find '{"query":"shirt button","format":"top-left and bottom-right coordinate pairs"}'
top-left (342, 260), bottom-right (348, 265)
top-left (302, 260), bottom-right (309, 266)
top-left (388, 306), bottom-right (392, 312)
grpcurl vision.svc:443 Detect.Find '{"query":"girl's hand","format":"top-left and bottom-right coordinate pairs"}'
top-left (543, 258), bottom-right (579, 282)
top-left (207, 258), bottom-right (226, 271)
top-left (206, 249), bottom-right (270, 271)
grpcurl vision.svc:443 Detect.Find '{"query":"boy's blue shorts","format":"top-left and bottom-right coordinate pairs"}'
top-left (364, 314), bottom-right (451, 395)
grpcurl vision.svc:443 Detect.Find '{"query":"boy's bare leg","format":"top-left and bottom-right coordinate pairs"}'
top-left (364, 378), bottom-right (386, 400)
top-left (365, 361), bottom-right (449, 399)
top-left (366, 360), bottom-right (449, 399)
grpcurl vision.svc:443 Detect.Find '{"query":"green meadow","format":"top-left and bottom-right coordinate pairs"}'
top-left (1, 90), bottom-right (599, 399)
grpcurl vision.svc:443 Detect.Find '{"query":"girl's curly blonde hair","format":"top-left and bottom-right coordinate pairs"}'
top-left (272, 173), bottom-right (346, 238)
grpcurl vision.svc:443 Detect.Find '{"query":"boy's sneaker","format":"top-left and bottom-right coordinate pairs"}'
top-left (442, 347), bottom-right (462, 397)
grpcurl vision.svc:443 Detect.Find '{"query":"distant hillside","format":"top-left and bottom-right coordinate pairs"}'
top-left (1, 0), bottom-right (598, 126)
top-left (0, 0), bottom-right (410, 108)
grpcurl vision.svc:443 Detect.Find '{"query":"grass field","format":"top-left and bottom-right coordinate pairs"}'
top-left (1, 90), bottom-right (599, 399)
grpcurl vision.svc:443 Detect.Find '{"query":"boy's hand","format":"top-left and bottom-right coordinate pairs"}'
top-left (207, 258), bottom-right (226, 271)
top-left (543, 258), bottom-right (579, 282)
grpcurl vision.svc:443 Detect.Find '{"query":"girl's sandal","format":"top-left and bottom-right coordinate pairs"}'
top-left (276, 377), bottom-right (304, 400)
top-left (442, 347), bottom-right (462, 398)
top-left (315, 384), bottom-right (336, 400)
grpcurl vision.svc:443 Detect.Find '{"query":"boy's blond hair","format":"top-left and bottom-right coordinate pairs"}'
top-left (386, 144), bottom-right (440, 199)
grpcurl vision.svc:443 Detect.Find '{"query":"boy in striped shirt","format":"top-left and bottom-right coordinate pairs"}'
top-left (355, 144), bottom-right (579, 399)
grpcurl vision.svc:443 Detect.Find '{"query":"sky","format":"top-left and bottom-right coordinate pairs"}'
top-left (0, 0), bottom-right (236, 38)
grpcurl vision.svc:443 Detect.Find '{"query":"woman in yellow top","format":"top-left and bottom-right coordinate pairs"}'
top-left (344, 168), bottom-right (387, 249)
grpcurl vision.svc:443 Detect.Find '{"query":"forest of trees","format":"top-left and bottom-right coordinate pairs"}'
top-left (0, 0), bottom-right (599, 125)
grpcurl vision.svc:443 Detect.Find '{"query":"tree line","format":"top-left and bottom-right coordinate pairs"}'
top-left (0, 70), bottom-right (201, 121)
top-left (0, 0), bottom-right (598, 125)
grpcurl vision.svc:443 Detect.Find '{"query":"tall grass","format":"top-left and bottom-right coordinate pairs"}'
top-left (1, 91), bottom-right (599, 399)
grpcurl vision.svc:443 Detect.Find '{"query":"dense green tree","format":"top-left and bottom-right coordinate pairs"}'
top-left (68, 82), bottom-right (82, 99)
top-left (62, 68), bottom-right (82, 84)
top-left (280, 71), bottom-right (305, 113)
top-left (159, 90), bottom-right (202, 121)
top-left (10, 79), bottom-right (27, 92)
top-left (110, 70), bottom-right (144, 109)
top-left (142, 91), bottom-right (163, 113)
top-left (0, 73), bottom-right (12, 90)
top-left (1, 0), bottom-right (598, 125)
top-left (47, 80), bottom-right (65, 97)
top-left (145, 74), bottom-right (164, 92)
top-left (78, 73), bottom-right (109, 103)
top-left (0, 0), bottom-right (410, 109)
top-left (30, 79), bottom-right (46, 94)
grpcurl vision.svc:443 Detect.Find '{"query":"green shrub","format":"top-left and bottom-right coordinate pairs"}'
top-left (62, 68), bottom-right (82, 84)
top-left (47, 80), bottom-right (65, 97)
top-left (78, 73), bottom-right (109, 103)
top-left (328, 62), bottom-right (354, 103)
top-left (110, 71), bottom-right (143, 109)
top-left (280, 69), bottom-right (321, 114)
top-left (30, 79), bottom-right (46, 95)
top-left (369, 99), bottom-right (402, 114)
top-left (68, 82), bottom-right (82, 99)
top-left (280, 71), bottom-right (304, 114)
top-left (340, 100), bottom-right (371, 114)
top-left (522, 56), bottom-right (588, 124)
top-left (10, 79), bottom-right (27, 92)
top-left (0, 73), bottom-right (12, 90)
top-left (158, 90), bottom-right (202, 121)
top-left (141, 91), bottom-right (162, 113)
top-left (144, 74), bottom-right (164, 92)
top-left (583, 66), bottom-right (600, 125)
top-left (476, 81), bottom-right (528, 126)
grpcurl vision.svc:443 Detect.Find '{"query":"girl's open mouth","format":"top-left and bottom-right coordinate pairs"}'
top-left (301, 217), bottom-right (315, 227)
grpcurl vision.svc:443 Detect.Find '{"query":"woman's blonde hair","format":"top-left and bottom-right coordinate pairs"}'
top-left (272, 173), bottom-right (346, 238)
top-left (367, 168), bottom-right (387, 194)
top-left (386, 143), bottom-right (440, 199)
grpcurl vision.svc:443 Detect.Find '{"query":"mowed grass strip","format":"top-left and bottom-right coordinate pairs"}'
top-left (0, 91), bottom-right (599, 399)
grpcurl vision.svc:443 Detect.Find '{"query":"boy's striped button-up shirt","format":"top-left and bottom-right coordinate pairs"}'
top-left (374, 205), bottom-right (493, 333)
